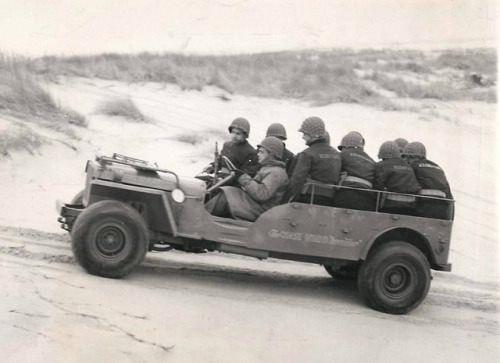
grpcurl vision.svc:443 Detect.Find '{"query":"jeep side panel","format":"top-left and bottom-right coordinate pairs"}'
top-left (200, 202), bottom-right (452, 270)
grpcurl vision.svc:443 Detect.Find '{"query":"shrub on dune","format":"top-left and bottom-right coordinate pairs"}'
top-left (95, 97), bottom-right (153, 123)
top-left (173, 128), bottom-right (227, 146)
top-left (0, 124), bottom-right (44, 157)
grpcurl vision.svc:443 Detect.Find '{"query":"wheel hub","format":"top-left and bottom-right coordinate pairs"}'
top-left (389, 271), bottom-right (403, 286)
top-left (384, 265), bottom-right (410, 294)
top-left (96, 226), bottom-right (126, 256)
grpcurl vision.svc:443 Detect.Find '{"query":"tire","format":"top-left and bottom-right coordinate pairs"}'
top-left (71, 189), bottom-right (85, 205)
top-left (324, 263), bottom-right (360, 281)
top-left (71, 200), bottom-right (149, 278)
top-left (358, 241), bottom-right (430, 315)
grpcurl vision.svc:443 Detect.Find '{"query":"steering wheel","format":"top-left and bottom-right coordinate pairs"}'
top-left (221, 156), bottom-right (237, 172)
top-left (206, 156), bottom-right (237, 193)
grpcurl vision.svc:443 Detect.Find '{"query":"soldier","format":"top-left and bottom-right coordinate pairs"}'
top-left (284, 117), bottom-right (341, 206)
top-left (332, 132), bottom-right (376, 211)
top-left (374, 141), bottom-right (420, 215)
top-left (394, 138), bottom-right (409, 154)
top-left (204, 117), bottom-right (260, 178)
top-left (402, 142), bottom-right (454, 220)
top-left (266, 123), bottom-right (295, 177)
top-left (205, 137), bottom-right (288, 221)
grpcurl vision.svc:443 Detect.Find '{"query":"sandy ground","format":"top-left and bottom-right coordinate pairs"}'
top-left (0, 77), bottom-right (498, 362)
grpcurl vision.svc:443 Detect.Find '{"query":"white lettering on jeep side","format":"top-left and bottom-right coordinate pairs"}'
top-left (305, 233), bottom-right (329, 243)
top-left (268, 229), bottom-right (302, 241)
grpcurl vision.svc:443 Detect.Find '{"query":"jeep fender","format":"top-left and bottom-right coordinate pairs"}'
top-left (360, 226), bottom-right (434, 265)
top-left (87, 180), bottom-right (179, 235)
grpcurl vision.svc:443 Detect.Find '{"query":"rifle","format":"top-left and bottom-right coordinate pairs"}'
top-left (213, 141), bottom-right (220, 183)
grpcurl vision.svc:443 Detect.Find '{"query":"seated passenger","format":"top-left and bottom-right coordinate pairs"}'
top-left (332, 132), bottom-right (376, 211)
top-left (402, 142), bottom-right (454, 220)
top-left (266, 123), bottom-right (295, 177)
top-left (374, 141), bottom-right (420, 215)
top-left (205, 137), bottom-right (288, 221)
top-left (203, 117), bottom-right (260, 179)
top-left (284, 117), bottom-right (341, 206)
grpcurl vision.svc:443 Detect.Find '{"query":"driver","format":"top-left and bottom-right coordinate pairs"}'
top-left (205, 137), bottom-right (288, 221)
top-left (203, 118), bottom-right (260, 179)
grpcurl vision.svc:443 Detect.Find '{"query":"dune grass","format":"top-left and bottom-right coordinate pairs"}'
top-left (0, 124), bottom-right (44, 156)
top-left (365, 70), bottom-right (496, 103)
top-left (33, 49), bottom-right (496, 108)
top-left (0, 54), bottom-right (87, 155)
top-left (0, 55), bottom-right (87, 128)
top-left (433, 49), bottom-right (497, 75)
top-left (95, 97), bottom-right (153, 123)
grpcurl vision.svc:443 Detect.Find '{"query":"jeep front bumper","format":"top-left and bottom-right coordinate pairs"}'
top-left (56, 201), bottom-right (84, 232)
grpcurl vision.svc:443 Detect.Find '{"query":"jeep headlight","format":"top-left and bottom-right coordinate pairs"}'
top-left (172, 189), bottom-right (185, 203)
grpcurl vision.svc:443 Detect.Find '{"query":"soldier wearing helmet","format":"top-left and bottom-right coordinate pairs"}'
top-left (349, 131), bottom-right (365, 146)
top-left (394, 138), bottom-right (409, 154)
top-left (205, 137), bottom-right (288, 221)
top-left (332, 132), bottom-right (376, 211)
top-left (373, 141), bottom-right (420, 215)
top-left (284, 117), bottom-right (341, 206)
top-left (402, 142), bottom-right (453, 220)
top-left (266, 123), bottom-right (295, 176)
top-left (203, 117), bottom-right (259, 180)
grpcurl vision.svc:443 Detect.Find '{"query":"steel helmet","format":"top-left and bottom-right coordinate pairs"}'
top-left (298, 116), bottom-right (325, 138)
top-left (258, 136), bottom-right (284, 160)
top-left (348, 131), bottom-right (365, 146)
top-left (378, 141), bottom-right (400, 159)
top-left (394, 137), bottom-right (409, 151)
top-left (266, 123), bottom-right (287, 140)
top-left (228, 117), bottom-right (250, 136)
top-left (339, 132), bottom-right (364, 150)
top-left (402, 142), bottom-right (426, 158)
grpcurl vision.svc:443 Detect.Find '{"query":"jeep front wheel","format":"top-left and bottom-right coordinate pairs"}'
top-left (71, 200), bottom-right (149, 278)
top-left (358, 241), bottom-right (430, 315)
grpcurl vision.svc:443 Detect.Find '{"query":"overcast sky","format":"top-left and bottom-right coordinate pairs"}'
top-left (0, 0), bottom-right (496, 56)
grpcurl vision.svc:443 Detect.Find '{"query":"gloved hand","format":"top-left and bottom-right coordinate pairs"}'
top-left (203, 164), bottom-right (214, 174)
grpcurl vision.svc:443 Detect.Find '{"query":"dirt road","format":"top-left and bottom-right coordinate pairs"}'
top-left (1, 225), bottom-right (498, 362)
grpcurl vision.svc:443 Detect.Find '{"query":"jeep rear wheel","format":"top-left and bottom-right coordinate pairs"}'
top-left (71, 200), bottom-right (149, 278)
top-left (358, 241), bottom-right (430, 315)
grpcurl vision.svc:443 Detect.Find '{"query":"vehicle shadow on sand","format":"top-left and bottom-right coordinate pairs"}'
top-left (132, 254), bottom-right (362, 309)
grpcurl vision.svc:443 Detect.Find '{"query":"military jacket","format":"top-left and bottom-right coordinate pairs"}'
top-left (408, 158), bottom-right (453, 198)
top-left (220, 140), bottom-right (260, 177)
top-left (374, 157), bottom-right (420, 194)
top-left (287, 139), bottom-right (341, 198)
top-left (340, 148), bottom-right (375, 187)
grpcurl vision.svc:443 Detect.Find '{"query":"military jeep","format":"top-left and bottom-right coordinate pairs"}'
top-left (58, 153), bottom-right (454, 315)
